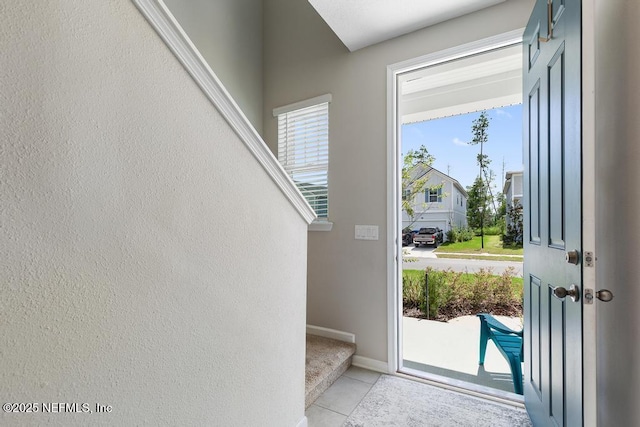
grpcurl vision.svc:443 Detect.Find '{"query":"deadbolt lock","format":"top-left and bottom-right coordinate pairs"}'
top-left (565, 250), bottom-right (580, 265)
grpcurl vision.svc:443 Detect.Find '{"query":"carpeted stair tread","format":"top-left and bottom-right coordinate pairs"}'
top-left (305, 334), bottom-right (356, 408)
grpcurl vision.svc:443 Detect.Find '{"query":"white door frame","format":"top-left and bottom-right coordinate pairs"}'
top-left (386, 28), bottom-right (524, 374)
top-left (581, 0), bottom-right (597, 424)
top-left (385, 27), bottom-right (596, 419)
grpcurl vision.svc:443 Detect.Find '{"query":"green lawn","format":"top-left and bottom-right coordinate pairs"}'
top-left (435, 235), bottom-right (523, 255)
top-left (436, 253), bottom-right (523, 262)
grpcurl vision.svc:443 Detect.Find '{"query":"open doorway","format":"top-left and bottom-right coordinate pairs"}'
top-left (387, 32), bottom-right (525, 400)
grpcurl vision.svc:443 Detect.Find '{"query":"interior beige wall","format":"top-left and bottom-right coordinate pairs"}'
top-left (263, 0), bottom-right (535, 362)
top-left (0, 1), bottom-right (306, 425)
top-left (594, 0), bottom-right (640, 424)
top-left (164, 0), bottom-right (264, 134)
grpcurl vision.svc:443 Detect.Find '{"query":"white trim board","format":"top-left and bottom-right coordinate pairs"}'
top-left (581, 1), bottom-right (597, 424)
top-left (295, 416), bottom-right (308, 427)
top-left (273, 94), bottom-right (332, 116)
top-left (306, 325), bottom-right (355, 343)
top-left (131, 0), bottom-right (316, 225)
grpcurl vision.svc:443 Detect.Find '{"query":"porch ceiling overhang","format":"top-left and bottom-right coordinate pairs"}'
top-left (399, 44), bottom-right (522, 124)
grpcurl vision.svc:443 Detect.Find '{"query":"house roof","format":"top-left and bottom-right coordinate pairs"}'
top-left (407, 164), bottom-right (469, 198)
top-left (503, 170), bottom-right (523, 194)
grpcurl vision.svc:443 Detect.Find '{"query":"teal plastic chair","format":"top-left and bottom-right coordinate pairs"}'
top-left (477, 313), bottom-right (524, 395)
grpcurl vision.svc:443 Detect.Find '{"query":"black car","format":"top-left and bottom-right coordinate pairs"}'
top-left (402, 229), bottom-right (417, 246)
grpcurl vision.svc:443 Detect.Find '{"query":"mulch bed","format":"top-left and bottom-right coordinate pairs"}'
top-left (403, 303), bottom-right (522, 322)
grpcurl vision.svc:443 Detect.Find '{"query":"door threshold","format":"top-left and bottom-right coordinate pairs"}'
top-left (396, 367), bottom-right (525, 408)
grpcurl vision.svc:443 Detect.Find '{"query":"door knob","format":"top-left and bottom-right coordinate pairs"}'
top-left (552, 284), bottom-right (580, 302)
top-left (596, 289), bottom-right (614, 302)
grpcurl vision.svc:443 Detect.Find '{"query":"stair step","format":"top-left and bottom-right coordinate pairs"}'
top-left (305, 334), bottom-right (356, 408)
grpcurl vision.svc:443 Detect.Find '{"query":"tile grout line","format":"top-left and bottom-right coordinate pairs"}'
top-left (342, 373), bottom-right (383, 418)
top-left (313, 375), bottom-right (373, 416)
top-left (309, 403), bottom-right (348, 418)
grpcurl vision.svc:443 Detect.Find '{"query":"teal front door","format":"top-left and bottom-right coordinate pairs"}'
top-left (523, 0), bottom-right (582, 425)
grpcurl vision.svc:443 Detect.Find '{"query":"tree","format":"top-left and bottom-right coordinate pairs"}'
top-left (504, 202), bottom-right (524, 246)
top-left (468, 111), bottom-right (492, 248)
top-left (466, 176), bottom-right (491, 230)
top-left (495, 192), bottom-right (507, 234)
top-left (401, 145), bottom-right (443, 229)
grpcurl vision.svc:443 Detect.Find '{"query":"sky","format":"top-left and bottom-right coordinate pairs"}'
top-left (401, 104), bottom-right (523, 192)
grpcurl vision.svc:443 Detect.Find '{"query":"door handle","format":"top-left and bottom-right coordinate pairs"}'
top-left (552, 284), bottom-right (580, 302)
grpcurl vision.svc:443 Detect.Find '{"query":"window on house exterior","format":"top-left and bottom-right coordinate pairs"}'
top-left (426, 188), bottom-right (442, 203)
top-left (274, 95), bottom-right (331, 220)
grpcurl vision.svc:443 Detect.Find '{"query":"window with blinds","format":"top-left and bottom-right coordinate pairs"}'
top-left (275, 95), bottom-right (330, 219)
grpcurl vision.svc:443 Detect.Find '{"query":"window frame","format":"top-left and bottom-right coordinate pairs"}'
top-left (274, 94), bottom-right (333, 231)
top-left (426, 187), bottom-right (442, 203)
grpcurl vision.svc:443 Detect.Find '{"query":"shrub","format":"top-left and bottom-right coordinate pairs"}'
top-left (446, 226), bottom-right (474, 243)
top-left (483, 225), bottom-right (502, 236)
top-left (445, 229), bottom-right (455, 242)
top-left (402, 270), bottom-right (425, 312)
top-left (402, 267), bottom-right (523, 321)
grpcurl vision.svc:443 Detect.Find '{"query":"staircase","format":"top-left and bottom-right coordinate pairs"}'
top-left (305, 334), bottom-right (356, 408)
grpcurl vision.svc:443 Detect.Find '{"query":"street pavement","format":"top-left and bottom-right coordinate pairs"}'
top-left (402, 245), bottom-right (523, 276)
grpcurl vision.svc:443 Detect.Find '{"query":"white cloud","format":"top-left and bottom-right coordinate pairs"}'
top-left (452, 137), bottom-right (468, 146)
top-left (495, 108), bottom-right (513, 119)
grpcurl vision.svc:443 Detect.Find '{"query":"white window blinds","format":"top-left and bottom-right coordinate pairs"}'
top-left (276, 97), bottom-right (330, 219)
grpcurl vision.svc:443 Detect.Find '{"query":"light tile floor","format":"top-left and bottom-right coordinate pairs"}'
top-left (305, 364), bottom-right (527, 427)
top-left (306, 366), bottom-right (381, 427)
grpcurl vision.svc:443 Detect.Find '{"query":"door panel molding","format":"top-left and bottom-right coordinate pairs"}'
top-left (528, 80), bottom-right (542, 244)
top-left (548, 43), bottom-right (566, 249)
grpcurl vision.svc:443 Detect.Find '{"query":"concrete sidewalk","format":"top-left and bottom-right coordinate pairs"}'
top-left (402, 315), bottom-right (523, 394)
top-left (403, 245), bottom-right (523, 259)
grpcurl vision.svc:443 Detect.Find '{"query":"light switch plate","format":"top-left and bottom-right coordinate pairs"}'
top-left (355, 225), bottom-right (379, 240)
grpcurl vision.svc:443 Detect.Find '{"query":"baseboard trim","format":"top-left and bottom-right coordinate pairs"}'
top-left (295, 415), bottom-right (308, 427)
top-left (352, 355), bottom-right (390, 373)
top-left (306, 325), bottom-right (355, 344)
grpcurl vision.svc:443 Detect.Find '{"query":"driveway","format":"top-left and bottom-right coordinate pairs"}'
top-left (403, 245), bottom-right (438, 259)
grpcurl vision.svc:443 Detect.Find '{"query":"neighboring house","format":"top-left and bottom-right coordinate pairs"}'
top-left (503, 170), bottom-right (523, 227)
top-left (402, 165), bottom-right (468, 236)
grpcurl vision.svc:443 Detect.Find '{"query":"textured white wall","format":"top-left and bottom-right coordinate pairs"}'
top-left (263, 0), bottom-right (534, 362)
top-left (0, 1), bottom-right (306, 426)
top-left (163, 0), bottom-right (264, 134)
